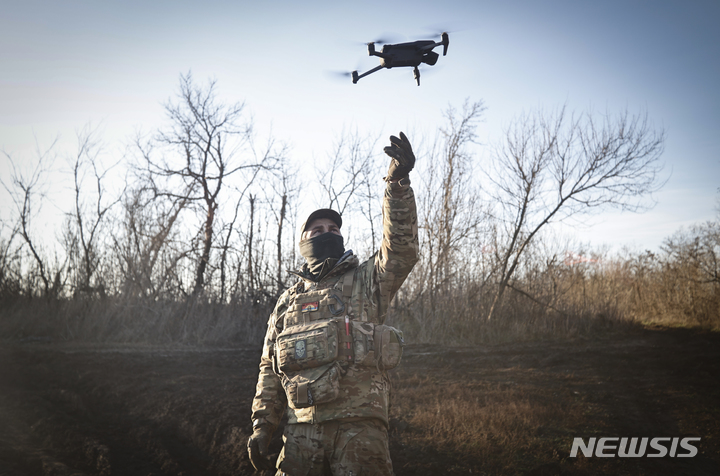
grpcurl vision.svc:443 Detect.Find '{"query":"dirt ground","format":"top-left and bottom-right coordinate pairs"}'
top-left (1, 325), bottom-right (718, 476)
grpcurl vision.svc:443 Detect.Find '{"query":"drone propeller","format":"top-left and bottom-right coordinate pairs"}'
top-left (421, 20), bottom-right (472, 37)
top-left (325, 62), bottom-right (366, 83)
top-left (356, 33), bottom-right (406, 46)
top-left (326, 70), bottom-right (353, 79)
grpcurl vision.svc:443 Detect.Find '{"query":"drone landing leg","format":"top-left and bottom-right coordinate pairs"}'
top-left (353, 65), bottom-right (384, 84)
top-left (413, 67), bottom-right (420, 86)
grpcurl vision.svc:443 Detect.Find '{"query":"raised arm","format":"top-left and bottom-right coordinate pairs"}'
top-left (373, 132), bottom-right (419, 319)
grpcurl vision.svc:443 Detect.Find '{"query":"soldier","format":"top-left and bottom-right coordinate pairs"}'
top-left (247, 132), bottom-right (419, 475)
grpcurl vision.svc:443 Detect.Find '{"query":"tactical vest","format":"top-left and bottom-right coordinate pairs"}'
top-left (274, 267), bottom-right (404, 409)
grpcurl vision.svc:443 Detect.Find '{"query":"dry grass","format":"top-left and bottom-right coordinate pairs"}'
top-left (0, 296), bottom-right (270, 345)
top-left (390, 373), bottom-right (583, 473)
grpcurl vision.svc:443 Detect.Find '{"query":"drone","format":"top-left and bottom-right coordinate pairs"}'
top-left (350, 32), bottom-right (449, 86)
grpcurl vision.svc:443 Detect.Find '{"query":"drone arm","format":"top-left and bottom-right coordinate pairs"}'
top-left (419, 32), bottom-right (449, 56)
top-left (352, 65), bottom-right (384, 84)
top-left (419, 41), bottom-right (446, 53)
top-left (367, 42), bottom-right (390, 59)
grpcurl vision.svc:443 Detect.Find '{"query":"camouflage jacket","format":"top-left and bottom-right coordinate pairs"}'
top-left (251, 179), bottom-right (418, 431)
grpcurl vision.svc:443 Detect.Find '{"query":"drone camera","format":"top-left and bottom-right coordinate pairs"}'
top-left (422, 51), bottom-right (439, 66)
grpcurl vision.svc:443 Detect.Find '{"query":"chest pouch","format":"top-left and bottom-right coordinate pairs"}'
top-left (282, 361), bottom-right (342, 409)
top-left (349, 321), bottom-right (404, 370)
top-left (283, 287), bottom-right (347, 328)
top-left (276, 319), bottom-right (341, 372)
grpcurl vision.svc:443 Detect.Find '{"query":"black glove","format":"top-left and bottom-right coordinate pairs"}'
top-left (247, 426), bottom-right (274, 471)
top-left (383, 131), bottom-right (415, 182)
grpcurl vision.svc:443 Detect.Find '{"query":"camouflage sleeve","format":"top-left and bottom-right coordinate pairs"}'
top-left (373, 177), bottom-right (419, 320)
top-left (250, 305), bottom-right (287, 432)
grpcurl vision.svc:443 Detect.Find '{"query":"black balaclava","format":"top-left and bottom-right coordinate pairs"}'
top-left (299, 232), bottom-right (345, 281)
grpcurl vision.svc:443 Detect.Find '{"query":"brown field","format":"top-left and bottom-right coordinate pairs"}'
top-left (1, 325), bottom-right (718, 476)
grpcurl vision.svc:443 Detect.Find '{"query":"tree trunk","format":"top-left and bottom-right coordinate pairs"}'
top-left (247, 194), bottom-right (255, 294)
top-left (193, 201), bottom-right (215, 296)
top-left (276, 193), bottom-right (286, 295)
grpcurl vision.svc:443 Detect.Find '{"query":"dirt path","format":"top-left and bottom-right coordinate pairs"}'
top-left (1, 326), bottom-right (718, 475)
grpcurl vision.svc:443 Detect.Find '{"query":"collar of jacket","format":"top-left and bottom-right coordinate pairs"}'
top-left (291, 250), bottom-right (359, 286)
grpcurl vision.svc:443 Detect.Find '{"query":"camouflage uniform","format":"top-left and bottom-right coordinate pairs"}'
top-left (251, 178), bottom-right (418, 475)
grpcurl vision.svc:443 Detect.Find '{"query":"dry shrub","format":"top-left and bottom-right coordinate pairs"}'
top-left (391, 220), bottom-right (719, 346)
top-left (390, 271), bottom-right (637, 347)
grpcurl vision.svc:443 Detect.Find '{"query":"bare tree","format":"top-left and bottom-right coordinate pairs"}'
top-left (356, 143), bottom-right (384, 257)
top-left (663, 221), bottom-right (720, 286)
top-left (1, 139), bottom-right (59, 297)
top-left (217, 193), bottom-right (244, 303)
top-left (317, 128), bottom-right (378, 217)
top-left (485, 106), bottom-right (665, 321)
top-left (113, 186), bottom-right (189, 299)
top-left (409, 100), bottom-right (488, 335)
top-left (262, 157), bottom-right (299, 295)
top-left (426, 101), bottom-right (487, 293)
top-left (67, 125), bottom-right (121, 297)
top-left (0, 220), bottom-right (22, 299)
top-left (136, 72), bottom-right (273, 297)
top-left (216, 145), bottom-right (283, 302)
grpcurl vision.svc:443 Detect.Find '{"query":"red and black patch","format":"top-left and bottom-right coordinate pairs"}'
top-left (301, 301), bottom-right (319, 313)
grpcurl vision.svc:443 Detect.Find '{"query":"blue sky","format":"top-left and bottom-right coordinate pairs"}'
top-left (1, 0), bottom-right (719, 252)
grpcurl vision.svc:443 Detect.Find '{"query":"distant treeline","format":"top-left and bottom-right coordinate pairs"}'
top-left (1, 74), bottom-right (717, 344)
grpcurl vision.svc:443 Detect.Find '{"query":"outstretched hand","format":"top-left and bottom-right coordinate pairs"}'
top-left (384, 132), bottom-right (415, 182)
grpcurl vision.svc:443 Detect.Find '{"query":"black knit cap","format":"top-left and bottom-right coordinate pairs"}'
top-left (301, 208), bottom-right (342, 234)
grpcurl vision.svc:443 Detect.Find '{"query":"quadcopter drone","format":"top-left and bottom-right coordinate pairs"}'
top-left (351, 32), bottom-right (449, 86)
